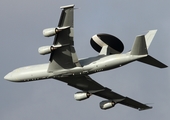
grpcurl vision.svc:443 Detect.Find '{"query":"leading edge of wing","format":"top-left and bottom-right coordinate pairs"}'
top-left (57, 75), bottom-right (152, 111)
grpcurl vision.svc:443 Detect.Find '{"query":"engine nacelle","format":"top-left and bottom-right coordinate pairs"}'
top-left (38, 46), bottom-right (56, 55)
top-left (43, 26), bottom-right (70, 37)
top-left (74, 92), bottom-right (91, 101)
top-left (100, 100), bottom-right (115, 110)
top-left (90, 34), bottom-right (124, 54)
top-left (43, 28), bottom-right (60, 37)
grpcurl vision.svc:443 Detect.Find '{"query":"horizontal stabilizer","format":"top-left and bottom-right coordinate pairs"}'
top-left (138, 55), bottom-right (168, 68)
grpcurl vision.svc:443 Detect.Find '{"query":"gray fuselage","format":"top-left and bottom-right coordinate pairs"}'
top-left (4, 53), bottom-right (146, 82)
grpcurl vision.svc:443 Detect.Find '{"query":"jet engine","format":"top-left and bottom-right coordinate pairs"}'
top-left (74, 92), bottom-right (91, 101)
top-left (43, 28), bottom-right (61, 37)
top-left (90, 34), bottom-right (124, 54)
top-left (38, 46), bottom-right (57, 55)
top-left (100, 100), bottom-right (115, 110)
top-left (43, 26), bottom-right (70, 37)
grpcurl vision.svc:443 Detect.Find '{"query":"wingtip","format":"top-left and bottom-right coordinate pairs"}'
top-left (149, 29), bottom-right (157, 34)
top-left (60, 4), bottom-right (75, 9)
top-left (138, 106), bottom-right (153, 111)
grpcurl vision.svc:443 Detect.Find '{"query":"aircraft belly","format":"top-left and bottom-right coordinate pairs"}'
top-left (53, 67), bottom-right (84, 77)
top-left (84, 54), bottom-right (134, 73)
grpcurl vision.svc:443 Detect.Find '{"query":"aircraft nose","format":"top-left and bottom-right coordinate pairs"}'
top-left (4, 72), bottom-right (15, 81)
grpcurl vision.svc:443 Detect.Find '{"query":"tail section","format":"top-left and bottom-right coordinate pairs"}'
top-left (130, 30), bottom-right (167, 68)
top-left (130, 30), bottom-right (157, 55)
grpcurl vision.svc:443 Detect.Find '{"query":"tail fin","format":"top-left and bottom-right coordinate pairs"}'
top-left (130, 35), bottom-right (148, 55)
top-left (145, 30), bottom-right (157, 49)
top-left (130, 30), bottom-right (157, 55)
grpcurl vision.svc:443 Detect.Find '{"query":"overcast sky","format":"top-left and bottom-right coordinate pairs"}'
top-left (0, 0), bottom-right (169, 120)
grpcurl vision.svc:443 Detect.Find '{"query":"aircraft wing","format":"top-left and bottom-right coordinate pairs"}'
top-left (57, 75), bottom-right (152, 111)
top-left (48, 5), bottom-right (81, 72)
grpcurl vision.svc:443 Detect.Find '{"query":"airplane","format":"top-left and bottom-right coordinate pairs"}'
top-left (4, 4), bottom-right (167, 111)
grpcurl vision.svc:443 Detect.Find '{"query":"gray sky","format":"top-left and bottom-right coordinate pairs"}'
top-left (1, 0), bottom-right (169, 120)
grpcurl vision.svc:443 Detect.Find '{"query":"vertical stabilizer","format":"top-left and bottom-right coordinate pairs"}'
top-left (130, 35), bottom-right (148, 55)
top-left (145, 30), bottom-right (157, 49)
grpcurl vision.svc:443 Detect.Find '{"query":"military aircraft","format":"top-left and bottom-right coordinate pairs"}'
top-left (4, 4), bottom-right (167, 111)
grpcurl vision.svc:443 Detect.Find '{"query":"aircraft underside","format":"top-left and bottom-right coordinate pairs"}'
top-left (4, 4), bottom-right (167, 111)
